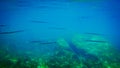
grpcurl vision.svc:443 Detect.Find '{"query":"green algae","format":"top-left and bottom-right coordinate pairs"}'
top-left (72, 34), bottom-right (113, 57)
top-left (0, 34), bottom-right (120, 68)
top-left (56, 38), bottom-right (70, 48)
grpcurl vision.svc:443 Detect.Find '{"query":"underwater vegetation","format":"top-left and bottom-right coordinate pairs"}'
top-left (0, 33), bottom-right (120, 68)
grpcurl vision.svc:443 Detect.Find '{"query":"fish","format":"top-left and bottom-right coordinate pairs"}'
top-left (79, 16), bottom-right (89, 19)
top-left (0, 25), bottom-right (6, 27)
top-left (30, 41), bottom-right (56, 44)
top-left (17, 0), bottom-right (29, 3)
top-left (36, 6), bottom-right (63, 9)
top-left (16, 0), bottom-right (31, 7)
top-left (31, 21), bottom-right (48, 23)
top-left (0, 30), bottom-right (24, 34)
top-left (37, 6), bottom-right (50, 8)
top-left (84, 40), bottom-right (107, 43)
top-left (70, 0), bottom-right (99, 2)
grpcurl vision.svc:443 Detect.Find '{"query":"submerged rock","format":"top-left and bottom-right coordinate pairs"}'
top-left (72, 34), bottom-right (113, 57)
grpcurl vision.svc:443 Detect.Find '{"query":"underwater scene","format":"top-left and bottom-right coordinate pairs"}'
top-left (0, 0), bottom-right (120, 68)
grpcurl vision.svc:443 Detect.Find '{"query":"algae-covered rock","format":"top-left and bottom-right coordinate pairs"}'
top-left (56, 38), bottom-right (70, 48)
top-left (71, 33), bottom-right (120, 68)
top-left (72, 33), bottom-right (113, 57)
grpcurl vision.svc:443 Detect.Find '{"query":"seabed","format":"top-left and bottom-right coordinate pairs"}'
top-left (0, 34), bottom-right (120, 68)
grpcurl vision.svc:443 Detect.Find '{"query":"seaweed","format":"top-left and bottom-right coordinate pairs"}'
top-left (0, 34), bottom-right (120, 68)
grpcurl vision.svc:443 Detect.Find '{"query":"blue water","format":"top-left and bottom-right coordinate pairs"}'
top-left (0, 0), bottom-right (120, 61)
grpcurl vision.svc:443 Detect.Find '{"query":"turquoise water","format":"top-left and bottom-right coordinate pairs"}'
top-left (0, 0), bottom-right (120, 68)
